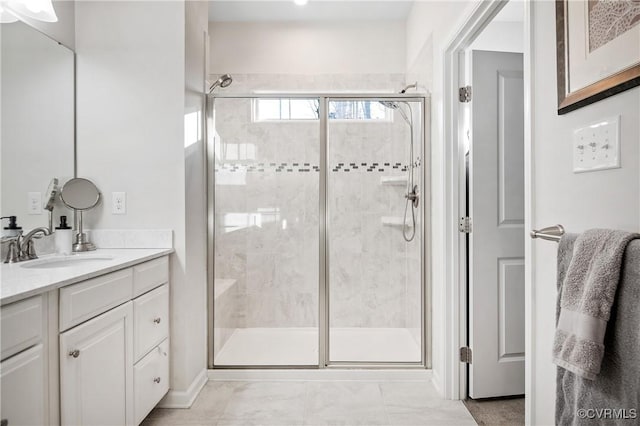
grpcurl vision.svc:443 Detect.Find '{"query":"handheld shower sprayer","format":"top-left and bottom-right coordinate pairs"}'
top-left (378, 82), bottom-right (420, 242)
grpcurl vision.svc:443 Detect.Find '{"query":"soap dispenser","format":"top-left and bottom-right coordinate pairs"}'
top-left (55, 216), bottom-right (73, 255)
top-left (1, 216), bottom-right (22, 238)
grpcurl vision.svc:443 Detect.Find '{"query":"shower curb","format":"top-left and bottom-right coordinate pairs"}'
top-left (207, 369), bottom-right (432, 382)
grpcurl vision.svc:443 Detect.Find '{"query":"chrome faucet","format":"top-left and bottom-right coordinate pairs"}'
top-left (20, 227), bottom-right (51, 260)
top-left (1, 227), bottom-right (51, 263)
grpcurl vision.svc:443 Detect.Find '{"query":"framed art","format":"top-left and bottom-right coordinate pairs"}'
top-left (556, 0), bottom-right (640, 114)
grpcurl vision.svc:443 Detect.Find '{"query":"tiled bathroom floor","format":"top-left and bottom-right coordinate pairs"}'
top-left (143, 380), bottom-right (477, 426)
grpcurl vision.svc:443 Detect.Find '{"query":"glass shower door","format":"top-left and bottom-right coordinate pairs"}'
top-left (211, 96), bottom-right (320, 366)
top-left (326, 98), bottom-right (424, 364)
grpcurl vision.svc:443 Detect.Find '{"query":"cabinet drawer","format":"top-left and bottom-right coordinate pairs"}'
top-left (133, 257), bottom-right (168, 297)
top-left (134, 284), bottom-right (169, 361)
top-left (134, 339), bottom-right (169, 425)
top-left (1, 296), bottom-right (43, 361)
top-left (60, 268), bottom-right (133, 331)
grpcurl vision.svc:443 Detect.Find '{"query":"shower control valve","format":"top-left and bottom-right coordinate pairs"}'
top-left (405, 185), bottom-right (419, 208)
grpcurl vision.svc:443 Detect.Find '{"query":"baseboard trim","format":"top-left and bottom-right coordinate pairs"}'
top-left (208, 368), bottom-right (432, 382)
top-left (158, 369), bottom-right (208, 409)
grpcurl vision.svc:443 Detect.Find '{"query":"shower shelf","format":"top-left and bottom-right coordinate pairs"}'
top-left (381, 217), bottom-right (407, 228)
top-left (380, 176), bottom-right (408, 186)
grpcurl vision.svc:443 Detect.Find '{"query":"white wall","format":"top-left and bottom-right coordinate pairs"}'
top-left (75, 0), bottom-right (207, 398)
top-left (469, 21), bottom-right (523, 53)
top-left (183, 0), bottom-right (209, 381)
top-left (406, 0), bottom-right (478, 396)
top-left (209, 21), bottom-right (406, 75)
top-left (530, 1), bottom-right (640, 424)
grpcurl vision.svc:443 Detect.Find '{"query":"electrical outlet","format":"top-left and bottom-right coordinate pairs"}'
top-left (112, 192), bottom-right (126, 215)
top-left (27, 192), bottom-right (42, 214)
top-left (573, 116), bottom-right (620, 173)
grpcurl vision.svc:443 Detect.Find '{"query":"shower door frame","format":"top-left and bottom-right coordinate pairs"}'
top-left (206, 93), bottom-right (431, 370)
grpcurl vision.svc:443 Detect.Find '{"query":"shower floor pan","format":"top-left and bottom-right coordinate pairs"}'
top-left (214, 327), bottom-right (421, 366)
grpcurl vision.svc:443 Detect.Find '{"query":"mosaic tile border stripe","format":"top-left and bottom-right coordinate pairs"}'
top-left (215, 161), bottom-right (420, 173)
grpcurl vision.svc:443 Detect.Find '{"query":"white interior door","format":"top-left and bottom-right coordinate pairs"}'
top-left (469, 50), bottom-right (525, 398)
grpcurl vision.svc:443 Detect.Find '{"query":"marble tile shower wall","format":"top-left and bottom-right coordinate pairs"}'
top-left (213, 74), bottom-right (422, 349)
top-left (213, 95), bottom-right (320, 343)
top-left (328, 120), bottom-right (421, 330)
top-left (214, 73), bottom-right (407, 94)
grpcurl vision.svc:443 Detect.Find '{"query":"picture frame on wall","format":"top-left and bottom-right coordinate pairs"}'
top-left (555, 0), bottom-right (640, 115)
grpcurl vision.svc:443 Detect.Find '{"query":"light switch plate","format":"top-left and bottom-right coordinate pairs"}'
top-left (112, 192), bottom-right (126, 215)
top-left (27, 192), bottom-right (42, 214)
top-left (573, 116), bottom-right (620, 173)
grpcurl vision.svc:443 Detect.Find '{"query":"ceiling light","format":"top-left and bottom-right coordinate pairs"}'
top-left (294, 0), bottom-right (308, 5)
top-left (1, 0), bottom-right (58, 23)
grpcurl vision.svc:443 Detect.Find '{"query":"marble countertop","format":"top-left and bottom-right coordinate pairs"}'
top-left (1, 248), bottom-right (173, 306)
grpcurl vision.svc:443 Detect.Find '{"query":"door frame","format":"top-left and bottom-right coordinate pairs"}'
top-left (205, 93), bottom-right (431, 370)
top-left (441, 0), bottom-right (534, 420)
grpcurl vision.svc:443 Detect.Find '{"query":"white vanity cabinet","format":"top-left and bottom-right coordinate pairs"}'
top-left (58, 255), bottom-right (170, 426)
top-left (0, 295), bottom-right (48, 426)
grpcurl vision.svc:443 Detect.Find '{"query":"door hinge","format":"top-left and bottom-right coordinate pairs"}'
top-left (459, 86), bottom-right (472, 103)
top-left (460, 346), bottom-right (473, 364)
top-left (459, 217), bottom-right (472, 233)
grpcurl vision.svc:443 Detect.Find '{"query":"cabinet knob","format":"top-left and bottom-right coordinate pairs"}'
top-left (153, 377), bottom-right (161, 384)
top-left (153, 317), bottom-right (161, 324)
top-left (68, 349), bottom-right (80, 358)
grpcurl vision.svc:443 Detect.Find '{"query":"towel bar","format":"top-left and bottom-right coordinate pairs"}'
top-left (530, 225), bottom-right (565, 242)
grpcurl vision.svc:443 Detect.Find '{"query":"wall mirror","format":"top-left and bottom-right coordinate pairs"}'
top-left (1, 21), bottom-right (75, 230)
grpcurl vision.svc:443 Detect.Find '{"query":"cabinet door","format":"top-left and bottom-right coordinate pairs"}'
top-left (60, 302), bottom-right (134, 426)
top-left (0, 344), bottom-right (46, 426)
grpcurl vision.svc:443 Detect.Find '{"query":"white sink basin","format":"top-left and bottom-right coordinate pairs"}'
top-left (21, 255), bottom-right (115, 269)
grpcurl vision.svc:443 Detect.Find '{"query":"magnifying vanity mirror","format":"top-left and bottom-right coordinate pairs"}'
top-left (60, 178), bottom-right (101, 252)
top-left (43, 178), bottom-right (59, 231)
top-left (1, 21), bottom-right (75, 232)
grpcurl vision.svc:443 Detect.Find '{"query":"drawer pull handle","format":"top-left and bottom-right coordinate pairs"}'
top-left (153, 317), bottom-right (162, 324)
top-left (153, 377), bottom-right (161, 384)
top-left (69, 349), bottom-right (80, 358)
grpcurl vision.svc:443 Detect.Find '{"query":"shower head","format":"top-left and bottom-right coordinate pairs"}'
top-left (378, 81), bottom-right (418, 111)
top-left (379, 99), bottom-right (411, 126)
top-left (400, 82), bottom-right (418, 93)
top-left (208, 74), bottom-right (233, 94)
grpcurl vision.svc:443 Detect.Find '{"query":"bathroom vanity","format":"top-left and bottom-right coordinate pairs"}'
top-left (0, 250), bottom-right (172, 426)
